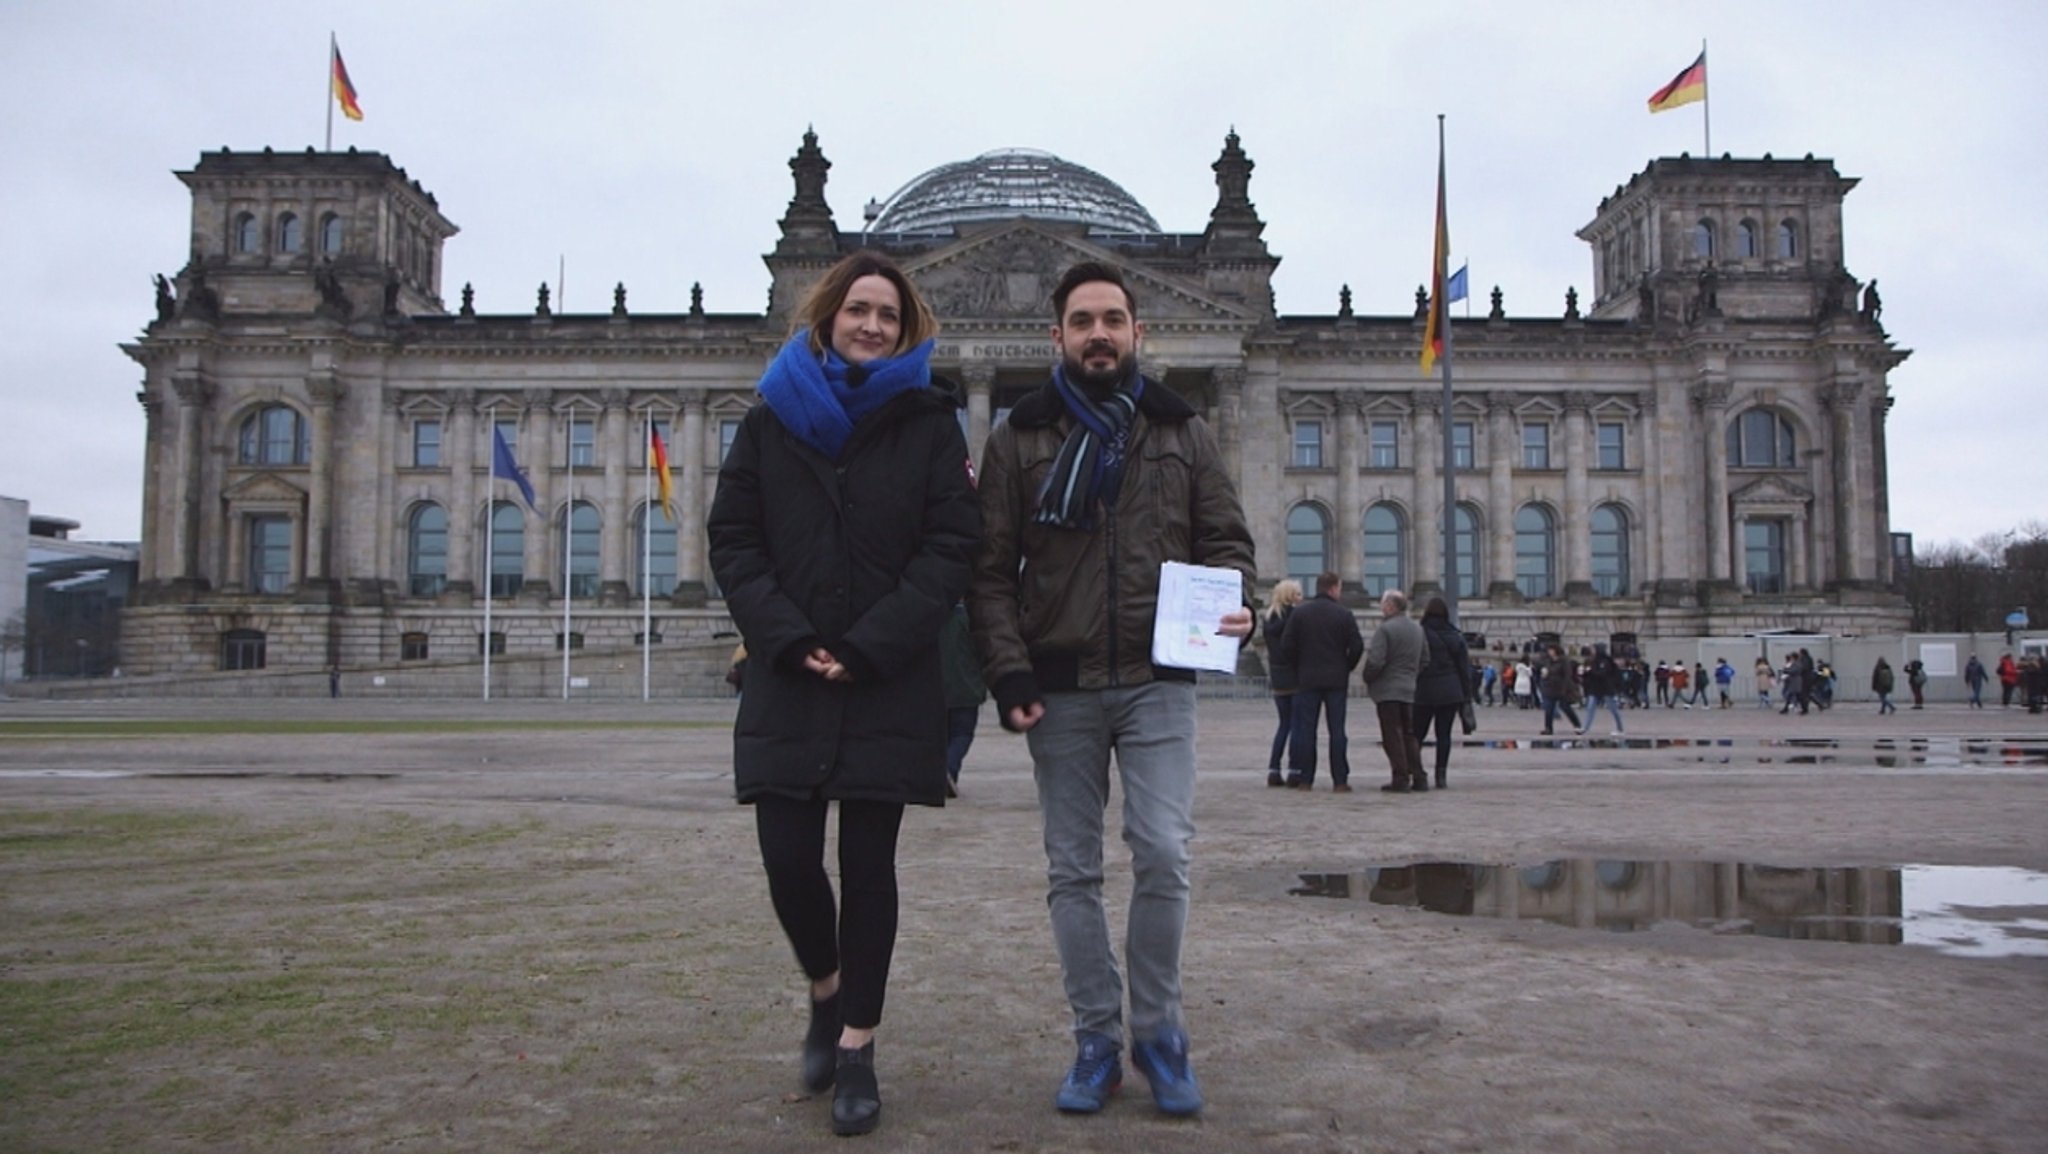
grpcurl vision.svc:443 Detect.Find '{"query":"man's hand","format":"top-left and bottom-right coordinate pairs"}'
top-left (1006, 702), bottom-right (1045, 731)
top-left (1217, 608), bottom-right (1253, 638)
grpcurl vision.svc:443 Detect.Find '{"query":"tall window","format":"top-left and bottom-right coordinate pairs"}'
top-left (1693, 219), bottom-right (1715, 260)
top-left (562, 502), bottom-right (601, 598)
top-left (248, 515), bottom-right (292, 594)
top-left (408, 504), bottom-right (448, 597)
top-left (277, 213), bottom-right (303, 254)
top-left (487, 501), bottom-right (524, 597)
top-left (1738, 220), bottom-right (1759, 258)
top-left (1591, 504), bottom-right (1630, 597)
top-left (221, 629), bottom-right (267, 671)
top-left (1745, 520), bottom-right (1787, 594)
top-left (234, 212), bottom-right (259, 254)
top-left (1362, 503), bottom-right (1405, 596)
top-left (568, 418), bottom-right (596, 468)
top-left (1292, 420), bottom-right (1324, 468)
top-left (1776, 219), bottom-right (1799, 259)
top-left (1451, 504), bottom-right (1480, 599)
top-left (238, 406), bottom-right (310, 465)
top-left (718, 418), bottom-right (742, 466)
top-left (318, 213), bottom-right (343, 255)
top-left (1514, 505), bottom-right (1556, 598)
top-left (1286, 504), bottom-right (1329, 584)
top-left (1522, 423), bottom-right (1551, 469)
top-left (1450, 421), bottom-right (1475, 470)
top-left (1368, 421), bottom-right (1399, 469)
top-left (1596, 422), bottom-right (1625, 470)
top-left (637, 503), bottom-right (678, 597)
top-left (1727, 408), bottom-right (1797, 468)
top-left (412, 419), bottom-right (442, 467)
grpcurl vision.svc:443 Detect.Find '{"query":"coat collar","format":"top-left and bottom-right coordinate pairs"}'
top-left (1006, 372), bottom-right (1196, 429)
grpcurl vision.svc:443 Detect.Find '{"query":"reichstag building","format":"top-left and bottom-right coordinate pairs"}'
top-left (121, 130), bottom-right (1909, 675)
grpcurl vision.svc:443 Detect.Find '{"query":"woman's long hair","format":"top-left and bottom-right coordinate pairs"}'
top-left (1265, 579), bottom-right (1303, 622)
top-left (793, 252), bottom-right (939, 358)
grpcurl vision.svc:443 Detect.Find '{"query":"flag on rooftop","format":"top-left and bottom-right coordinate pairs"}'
top-left (1648, 51), bottom-right (1707, 113)
top-left (331, 38), bottom-right (364, 121)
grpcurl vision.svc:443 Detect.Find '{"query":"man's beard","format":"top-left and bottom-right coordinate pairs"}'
top-left (1062, 343), bottom-right (1138, 393)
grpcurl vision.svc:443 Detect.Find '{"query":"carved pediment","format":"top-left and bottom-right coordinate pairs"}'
top-left (903, 221), bottom-right (1254, 324)
top-left (1729, 474), bottom-right (1813, 509)
top-left (224, 471), bottom-right (308, 505)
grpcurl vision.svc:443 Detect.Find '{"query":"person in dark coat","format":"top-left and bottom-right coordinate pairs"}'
top-left (938, 602), bottom-right (985, 797)
top-left (1276, 571), bottom-right (1365, 790)
top-left (1409, 597), bottom-right (1474, 789)
top-left (707, 251), bottom-right (980, 1137)
top-left (1261, 579), bottom-right (1304, 787)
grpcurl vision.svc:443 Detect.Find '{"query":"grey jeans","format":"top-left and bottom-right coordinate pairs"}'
top-left (1025, 679), bottom-right (1198, 1047)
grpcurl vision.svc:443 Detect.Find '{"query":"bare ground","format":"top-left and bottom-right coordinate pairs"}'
top-left (1, 697), bottom-right (2045, 1153)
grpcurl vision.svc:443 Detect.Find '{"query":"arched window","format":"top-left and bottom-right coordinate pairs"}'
top-left (277, 212), bottom-right (302, 254)
top-left (486, 501), bottom-right (524, 597)
top-left (234, 212), bottom-right (259, 254)
top-left (1514, 505), bottom-right (1556, 598)
top-left (1451, 504), bottom-right (1480, 599)
top-left (408, 504), bottom-right (448, 598)
top-left (220, 628), bottom-right (267, 671)
top-left (1726, 408), bottom-right (1798, 468)
top-left (561, 501), bottom-right (601, 598)
top-left (1692, 219), bottom-right (1715, 260)
top-left (1590, 504), bottom-right (1630, 597)
top-left (1361, 503), bottom-right (1405, 597)
top-left (636, 502), bottom-right (679, 597)
top-left (1737, 219), bottom-right (1759, 258)
top-left (1776, 219), bottom-right (1799, 259)
top-left (237, 405), bottom-right (310, 465)
top-left (1285, 504), bottom-right (1329, 585)
top-left (318, 212), bottom-right (343, 255)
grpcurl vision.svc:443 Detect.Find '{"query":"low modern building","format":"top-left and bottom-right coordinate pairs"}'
top-left (1, 498), bottom-right (138, 682)
top-left (117, 133), bottom-right (1909, 676)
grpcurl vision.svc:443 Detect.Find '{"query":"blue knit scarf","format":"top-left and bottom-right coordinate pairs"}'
top-left (1033, 364), bottom-right (1145, 530)
top-left (756, 330), bottom-right (933, 459)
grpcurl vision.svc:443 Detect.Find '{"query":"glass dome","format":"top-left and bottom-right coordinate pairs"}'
top-left (870, 148), bottom-right (1160, 235)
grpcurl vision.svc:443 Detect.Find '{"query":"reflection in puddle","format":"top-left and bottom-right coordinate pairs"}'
top-left (1289, 860), bottom-right (2048, 959)
top-left (1458, 736), bottom-right (2048, 766)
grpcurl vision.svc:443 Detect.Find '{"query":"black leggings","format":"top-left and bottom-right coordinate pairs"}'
top-left (1410, 703), bottom-right (1462, 772)
top-left (754, 796), bottom-right (905, 1031)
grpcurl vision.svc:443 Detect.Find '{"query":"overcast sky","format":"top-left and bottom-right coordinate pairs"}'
top-left (2, 1), bottom-right (2040, 550)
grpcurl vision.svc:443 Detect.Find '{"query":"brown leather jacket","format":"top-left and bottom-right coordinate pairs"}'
top-left (969, 376), bottom-right (1254, 726)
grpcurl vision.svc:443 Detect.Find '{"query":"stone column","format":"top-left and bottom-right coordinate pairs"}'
top-left (1410, 391), bottom-right (1442, 597)
top-left (1825, 377), bottom-right (1870, 585)
top-left (1562, 391), bottom-right (1594, 601)
top-left (1693, 375), bottom-right (1732, 586)
top-left (960, 364), bottom-right (994, 468)
top-left (1486, 392), bottom-right (1518, 600)
top-left (521, 391), bottom-right (555, 600)
top-left (599, 389), bottom-right (631, 604)
top-left (1872, 394), bottom-right (1895, 586)
top-left (135, 386), bottom-right (165, 584)
top-left (374, 388), bottom-right (399, 588)
top-left (445, 390), bottom-right (477, 599)
top-left (169, 372), bottom-right (213, 587)
top-left (1211, 366), bottom-right (1246, 491)
top-left (674, 390), bottom-right (709, 604)
top-left (1790, 508), bottom-right (1810, 590)
top-left (1638, 391), bottom-right (1662, 584)
top-left (1335, 391), bottom-right (1363, 593)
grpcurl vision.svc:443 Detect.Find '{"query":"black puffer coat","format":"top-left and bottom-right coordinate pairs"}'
top-left (1413, 617), bottom-right (1475, 707)
top-left (1263, 606), bottom-right (1298, 693)
top-left (708, 379), bottom-right (981, 807)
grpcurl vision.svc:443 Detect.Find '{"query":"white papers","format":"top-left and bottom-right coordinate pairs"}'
top-left (1151, 561), bottom-right (1245, 674)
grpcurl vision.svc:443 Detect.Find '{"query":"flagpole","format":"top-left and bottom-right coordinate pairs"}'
top-left (1436, 114), bottom-right (1460, 628)
top-left (1701, 39), bottom-right (1712, 156)
top-left (483, 405), bottom-right (495, 701)
top-left (562, 431), bottom-right (573, 701)
top-left (642, 416), bottom-right (653, 702)
top-left (325, 33), bottom-right (335, 152)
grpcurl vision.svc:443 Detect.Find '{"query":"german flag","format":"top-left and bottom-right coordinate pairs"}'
top-left (650, 424), bottom-right (678, 523)
top-left (1647, 51), bottom-right (1706, 113)
top-left (1420, 138), bottom-right (1449, 375)
top-left (332, 40), bottom-right (364, 122)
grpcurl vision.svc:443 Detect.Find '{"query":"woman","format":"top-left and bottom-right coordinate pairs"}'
top-left (708, 252), bottom-right (980, 1137)
top-left (1576, 643), bottom-right (1627, 736)
top-left (1539, 646), bottom-right (1583, 735)
top-left (1754, 656), bottom-right (1775, 709)
top-left (1410, 597), bottom-right (1474, 789)
top-left (1261, 579), bottom-right (1304, 787)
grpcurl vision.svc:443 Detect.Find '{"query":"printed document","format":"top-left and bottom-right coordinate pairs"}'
top-left (1151, 561), bottom-right (1244, 674)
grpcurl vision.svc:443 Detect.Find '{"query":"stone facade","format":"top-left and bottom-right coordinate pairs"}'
top-left (119, 135), bottom-right (1908, 677)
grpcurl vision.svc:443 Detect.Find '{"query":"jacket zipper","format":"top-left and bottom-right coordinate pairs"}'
top-left (1104, 501), bottom-right (1120, 687)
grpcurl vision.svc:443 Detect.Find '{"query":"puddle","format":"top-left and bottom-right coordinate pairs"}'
top-left (1451, 736), bottom-right (2048, 766)
top-left (1289, 860), bottom-right (2048, 959)
top-left (141, 771), bottom-right (399, 781)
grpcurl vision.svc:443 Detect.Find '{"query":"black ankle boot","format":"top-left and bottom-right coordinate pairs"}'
top-left (831, 1042), bottom-right (880, 1136)
top-left (1434, 769), bottom-right (1448, 790)
top-left (802, 992), bottom-right (840, 1093)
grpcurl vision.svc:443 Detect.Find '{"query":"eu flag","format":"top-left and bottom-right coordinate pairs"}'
top-left (1445, 263), bottom-right (1469, 304)
top-left (492, 426), bottom-right (538, 511)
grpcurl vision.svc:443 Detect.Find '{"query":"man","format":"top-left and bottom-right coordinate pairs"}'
top-left (969, 261), bottom-right (1254, 1118)
top-left (1713, 658), bottom-right (1735, 708)
top-left (1963, 654), bottom-right (1988, 709)
top-left (1275, 571), bottom-right (1364, 791)
top-left (1359, 589), bottom-right (1426, 792)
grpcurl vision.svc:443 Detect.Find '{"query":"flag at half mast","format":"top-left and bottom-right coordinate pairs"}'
top-left (331, 39), bottom-right (364, 121)
top-left (1648, 51), bottom-right (1707, 113)
top-left (1420, 136), bottom-right (1451, 375)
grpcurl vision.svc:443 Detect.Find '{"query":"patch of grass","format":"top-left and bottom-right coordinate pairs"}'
top-left (0, 718), bottom-right (723, 738)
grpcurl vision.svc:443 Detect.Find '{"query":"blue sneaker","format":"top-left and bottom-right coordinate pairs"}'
top-left (1054, 1031), bottom-right (1123, 1113)
top-left (1130, 1027), bottom-right (1203, 1115)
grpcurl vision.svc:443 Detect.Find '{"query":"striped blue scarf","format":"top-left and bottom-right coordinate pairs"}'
top-left (1033, 365), bottom-right (1144, 530)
